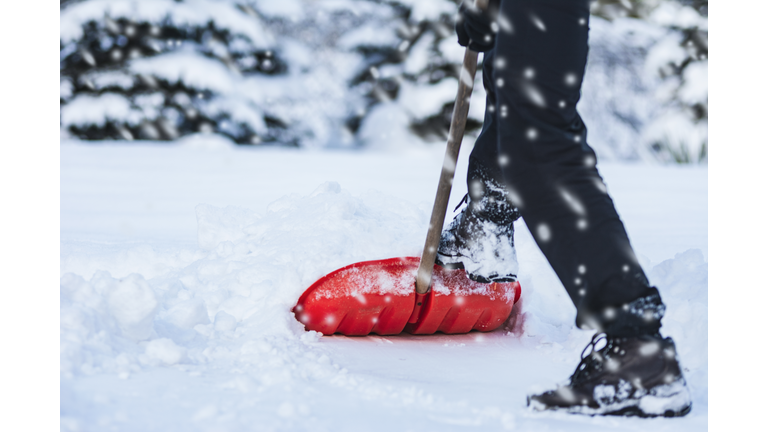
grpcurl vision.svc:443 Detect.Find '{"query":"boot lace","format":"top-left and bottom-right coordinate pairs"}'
top-left (570, 333), bottom-right (612, 385)
top-left (452, 192), bottom-right (520, 224)
top-left (453, 193), bottom-right (469, 212)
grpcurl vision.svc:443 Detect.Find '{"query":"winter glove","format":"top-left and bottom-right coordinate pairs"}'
top-left (455, 0), bottom-right (501, 52)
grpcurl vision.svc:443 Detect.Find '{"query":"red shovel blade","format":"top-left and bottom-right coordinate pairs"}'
top-left (293, 257), bottom-right (521, 336)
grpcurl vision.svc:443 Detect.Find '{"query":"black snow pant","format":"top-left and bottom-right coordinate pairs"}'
top-left (467, 0), bottom-right (664, 337)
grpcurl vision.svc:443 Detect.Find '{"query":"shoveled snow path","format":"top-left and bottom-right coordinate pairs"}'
top-left (60, 140), bottom-right (707, 431)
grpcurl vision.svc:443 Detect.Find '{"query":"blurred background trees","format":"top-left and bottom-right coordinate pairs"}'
top-left (585, 0), bottom-right (708, 163)
top-left (60, 0), bottom-right (707, 163)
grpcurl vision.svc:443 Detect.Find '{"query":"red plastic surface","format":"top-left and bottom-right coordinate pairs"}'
top-left (293, 257), bottom-right (521, 336)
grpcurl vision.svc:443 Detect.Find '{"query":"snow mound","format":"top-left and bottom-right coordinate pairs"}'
top-left (648, 249), bottom-right (708, 391)
top-left (61, 183), bottom-right (428, 377)
top-left (61, 184), bottom-right (706, 378)
top-left (63, 183), bottom-right (539, 428)
top-left (510, 224), bottom-right (707, 363)
top-left (60, 161), bottom-right (707, 429)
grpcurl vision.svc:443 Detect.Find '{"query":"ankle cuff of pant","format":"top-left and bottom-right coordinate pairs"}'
top-left (577, 289), bottom-right (666, 337)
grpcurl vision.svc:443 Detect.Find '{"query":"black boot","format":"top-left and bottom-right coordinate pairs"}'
top-left (436, 161), bottom-right (521, 283)
top-left (527, 333), bottom-right (692, 417)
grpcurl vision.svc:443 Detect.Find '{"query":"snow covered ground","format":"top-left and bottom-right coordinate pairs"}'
top-left (60, 137), bottom-right (707, 431)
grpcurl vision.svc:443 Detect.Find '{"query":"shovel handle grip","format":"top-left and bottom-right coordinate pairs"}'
top-left (415, 0), bottom-right (487, 295)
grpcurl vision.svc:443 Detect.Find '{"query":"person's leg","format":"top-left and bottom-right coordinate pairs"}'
top-left (488, 0), bottom-right (690, 416)
top-left (492, 0), bottom-right (662, 336)
top-left (436, 48), bottom-right (522, 283)
top-left (468, 50), bottom-right (505, 186)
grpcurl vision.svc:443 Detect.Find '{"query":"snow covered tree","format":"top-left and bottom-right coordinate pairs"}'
top-left (60, 0), bottom-right (706, 163)
top-left (641, 0), bottom-right (707, 163)
top-left (238, 0), bottom-right (405, 149)
top-left (60, 0), bottom-right (300, 145)
top-left (583, 0), bottom-right (708, 163)
top-left (351, 0), bottom-right (708, 163)
top-left (348, 0), bottom-right (486, 149)
top-left (59, 0), bottom-right (424, 148)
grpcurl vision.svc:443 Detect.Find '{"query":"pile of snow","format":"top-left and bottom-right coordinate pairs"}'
top-left (60, 142), bottom-right (707, 430)
top-left (61, 181), bottom-right (429, 378)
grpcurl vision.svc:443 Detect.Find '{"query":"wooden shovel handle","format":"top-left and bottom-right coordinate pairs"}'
top-left (415, 0), bottom-right (488, 295)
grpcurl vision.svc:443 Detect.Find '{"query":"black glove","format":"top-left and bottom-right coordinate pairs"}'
top-left (455, 1), bottom-right (500, 53)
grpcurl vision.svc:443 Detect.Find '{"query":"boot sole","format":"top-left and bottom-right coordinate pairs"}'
top-left (527, 380), bottom-right (693, 418)
top-left (528, 398), bottom-right (692, 418)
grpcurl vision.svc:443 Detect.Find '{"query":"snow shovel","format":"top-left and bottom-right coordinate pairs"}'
top-left (293, 0), bottom-right (520, 336)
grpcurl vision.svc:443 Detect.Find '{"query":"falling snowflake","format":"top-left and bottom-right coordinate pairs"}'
top-left (524, 67), bottom-right (535, 79)
top-left (496, 12), bottom-right (514, 33)
top-left (536, 223), bottom-right (551, 242)
top-left (593, 178), bottom-right (608, 194)
top-left (506, 187), bottom-right (524, 208)
top-left (469, 179), bottom-right (484, 198)
top-left (522, 83), bottom-right (546, 108)
top-left (530, 13), bottom-right (547, 32)
top-left (559, 187), bottom-right (586, 215)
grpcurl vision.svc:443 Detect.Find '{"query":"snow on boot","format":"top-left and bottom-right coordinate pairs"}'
top-left (527, 333), bottom-right (692, 417)
top-left (436, 165), bottom-right (521, 283)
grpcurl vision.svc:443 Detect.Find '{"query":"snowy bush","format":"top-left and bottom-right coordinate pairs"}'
top-left (59, 0), bottom-right (423, 147)
top-left (348, 0), bottom-right (485, 148)
top-left (60, 0), bottom-right (294, 144)
top-left (584, 0), bottom-right (708, 163)
top-left (60, 0), bottom-right (707, 163)
top-left (643, 0), bottom-right (708, 163)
